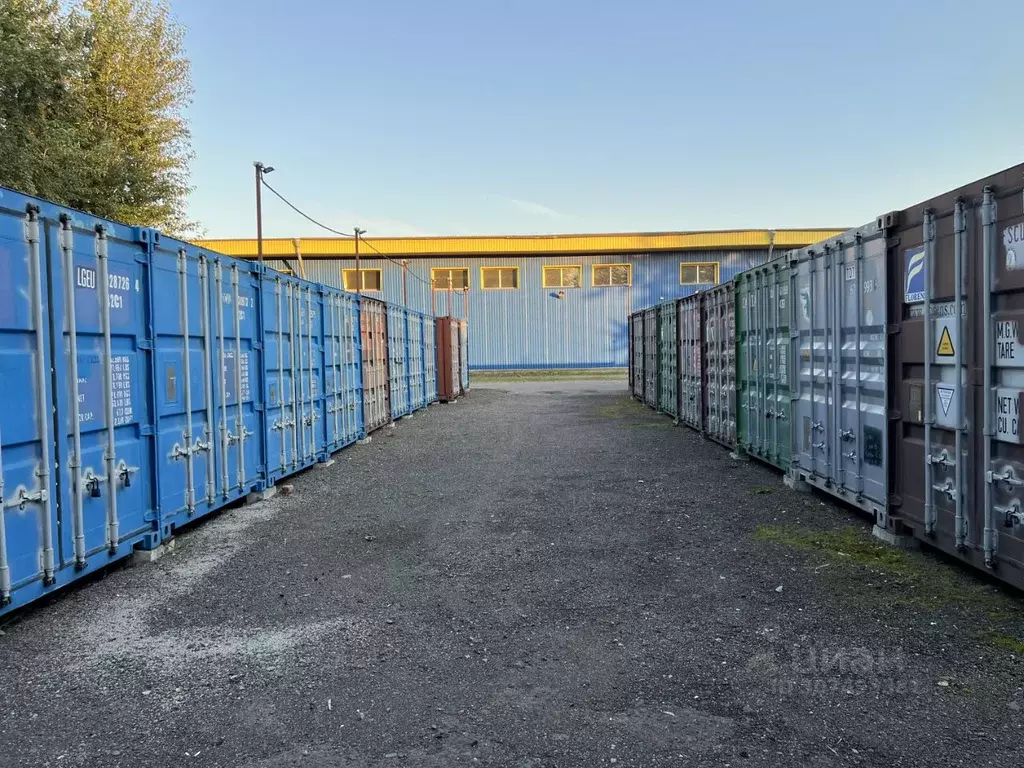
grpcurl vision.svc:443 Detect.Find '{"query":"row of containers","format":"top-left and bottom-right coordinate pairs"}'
top-left (630, 161), bottom-right (1024, 592)
top-left (0, 184), bottom-right (470, 618)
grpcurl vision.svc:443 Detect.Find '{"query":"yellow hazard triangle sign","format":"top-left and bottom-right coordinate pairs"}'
top-left (937, 326), bottom-right (955, 357)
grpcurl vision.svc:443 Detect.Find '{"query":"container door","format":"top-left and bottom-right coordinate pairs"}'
top-left (631, 314), bottom-right (645, 400)
top-left (658, 304), bottom-right (677, 416)
top-left (644, 309), bottom-right (658, 408)
top-left (263, 274), bottom-right (299, 480)
top-left (0, 206), bottom-right (61, 608)
top-left (705, 285), bottom-right (736, 448)
top-left (678, 297), bottom-right (701, 430)
top-left (834, 227), bottom-right (888, 512)
top-left (361, 299), bottom-right (391, 432)
top-left (53, 218), bottom-right (155, 563)
top-left (210, 258), bottom-right (263, 495)
top-left (424, 316), bottom-right (437, 403)
top-left (795, 253), bottom-right (831, 477)
top-left (322, 288), bottom-right (362, 452)
top-left (387, 305), bottom-right (409, 418)
top-left (407, 313), bottom-right (424, 410)
top-left (981, 189), bottom-right (1024, 575)
top-left (151, 240), bottom-right (219, 532)
top-left (459, 320), bottom-right (469, 392)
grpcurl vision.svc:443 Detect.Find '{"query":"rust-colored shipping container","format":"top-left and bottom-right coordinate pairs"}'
top-left (436, 316), bottom-right (462, 402)
top-left (360, 297), bottom-right (392, 433)
top-left (886, 163), bottom-right (1024, 589)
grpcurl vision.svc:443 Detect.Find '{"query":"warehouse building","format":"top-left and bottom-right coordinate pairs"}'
top-left (198, 230), bottom-right (841, 370)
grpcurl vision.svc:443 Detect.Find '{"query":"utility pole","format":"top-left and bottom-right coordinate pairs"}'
top-left (353, 227), bottom-right (366, 296)
top-left (254, 162), bottom-right (274, 269)
top-left (401, 260), bottom-right (409, 307)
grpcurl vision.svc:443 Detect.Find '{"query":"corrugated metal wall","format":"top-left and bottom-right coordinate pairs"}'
top-left (265, 250), bottom-right (773, 369)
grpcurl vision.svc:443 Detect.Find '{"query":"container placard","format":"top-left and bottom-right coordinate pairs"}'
top-left (995, 387), bottom-right (1024, 444)
top-left (995, 319), bottom-right (1024, 368)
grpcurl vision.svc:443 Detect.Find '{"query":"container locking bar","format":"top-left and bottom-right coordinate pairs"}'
top-left (215, 261), bottom-right (230, 497)
top-left (0, 422), bottom-right (9, 603)
top-left (95, 226), bottom-right (120, 554)
top-left (982, 188), bottom-right (998, 566)
top-left (59, 215), bottom-right (87, 567)
top-left (177, 249), bottom-right (196, 515)
top-left (198, 255), bottom-right (216, 504)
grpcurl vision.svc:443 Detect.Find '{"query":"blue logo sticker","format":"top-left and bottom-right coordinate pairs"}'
top-left (904, 246), bottom-right (925, 304)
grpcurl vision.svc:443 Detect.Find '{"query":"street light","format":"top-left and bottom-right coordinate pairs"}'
top-left (254, 162), bottom-right (275, 270)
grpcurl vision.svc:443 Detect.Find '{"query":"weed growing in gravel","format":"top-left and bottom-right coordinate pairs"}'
top-left (982, 630), bottom-right (1024, 655)
top-left (753, 524), bottom-right (1024, 628)
top-left (751, 486), bottom-right (775, 495)
top-left (593, 398), bottom-right (648, 420)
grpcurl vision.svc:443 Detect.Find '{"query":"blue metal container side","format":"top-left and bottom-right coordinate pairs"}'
top-left (267, 249), bottom-right (773, 370)
top-left (0, 196), bottom-right (63, 610)
top-left (320, 285), bottom-right (364, 452)
top-left (407, 311), bottom-right (426, 411)
top-left (387, 303), bottom-right (411, 419)
top-left (261, 272), bottom-right (325, 482)
top-left (207, 254), bottom-right (265, 501)
top-left (424, 315), bottom-right (438, 404)
top-left (149, 235), bottom-right (236, 538)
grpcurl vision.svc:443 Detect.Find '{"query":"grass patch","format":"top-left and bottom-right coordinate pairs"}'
top-left (593, 397), bottom-right (651, 420)
top-left (751, 486), bottom-right (775, 495)
top-left (983, 630), bottom-right (1024, 655)
top-left (753, 523), bottom-right (1024, 618)
top-left (472, 368), bottom-right (627, 382)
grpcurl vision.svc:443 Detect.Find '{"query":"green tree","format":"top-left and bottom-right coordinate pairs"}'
top-left (0, 0), bottom-right (195, 235)
top-left (76, 0), bottom-right (195, 234)
top-left (0, 0), bottom-right (87, 201)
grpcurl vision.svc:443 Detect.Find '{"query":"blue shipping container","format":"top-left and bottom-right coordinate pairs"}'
top-left (0, 184), bottom-right (449, 618)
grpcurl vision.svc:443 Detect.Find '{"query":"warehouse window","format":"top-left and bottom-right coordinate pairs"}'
top-left (680, 262), bottom-right (719, 285)
top-left (342, 268), bottom-right (382, 292)
top-left (431, 267), bottom-right (470, 291)
top-left (481, 266), bottom-right (519, 290)
top-left (543, 265), bottom-right (582, 288)
top-left (592, 263), bottom-right (632, 287)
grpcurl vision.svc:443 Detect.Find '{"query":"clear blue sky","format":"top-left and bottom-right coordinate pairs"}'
top-left (176, 0), bottom-right (1024, 239)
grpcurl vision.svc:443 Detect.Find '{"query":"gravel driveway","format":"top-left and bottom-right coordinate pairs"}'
top-left (1, 381), bottom-right (1023, 767)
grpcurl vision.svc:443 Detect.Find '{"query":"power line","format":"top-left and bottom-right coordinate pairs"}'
top-left (260, 178), bottom-right (354, 238)
top-left (259, 176), bottom-right (437, 289)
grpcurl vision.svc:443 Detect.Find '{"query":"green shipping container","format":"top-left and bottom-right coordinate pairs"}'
top-left (736, 261), bottom-right (791, 471)
top-left (658, 301), bottom-right (678, 417)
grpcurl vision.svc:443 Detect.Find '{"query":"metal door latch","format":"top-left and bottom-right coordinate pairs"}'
top-left (987, 469), bottom-right (1024, 488)
top-left (933, 480), bottom-right (958, 502)
top-left (118, 461), bottom-right (139, 488)
top-left (998, 500), bottom-right (1024, 528)
top-left (843, 450), bottom-right (858, 461)
top-left (812, 421), bottom-right (824, 432)
top-left (928, 451), bottom-right (956, 469)
top-left (3, 486), bottom-right (48, 510)
top-left (840, 429), bottom-right (855, 441)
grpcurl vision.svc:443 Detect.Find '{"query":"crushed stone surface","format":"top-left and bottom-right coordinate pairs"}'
top-left (1, 381), bottom-right (1022, 767)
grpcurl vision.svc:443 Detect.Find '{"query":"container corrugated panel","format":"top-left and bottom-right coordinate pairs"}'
top-left (424, 315), bottom-right (438, 403)
top-left (435, 316), bottom-right (460, 401)
top-left (407, 311), bottom-right (426, 411)
top-left (387, 304), bottom-right (411, 419)
top-left (658, 302), bottom-right (678, 417)
top-left (677, 294), bottom-right (704, 432)
top-left (886, 164), bottom-right (1024, 589)
top-left (736, 261), bottom-right (791, 471)
top-left (320, 287), bottom-right (364, 451)
top-left (360, 297), bottom-right (391, 432)
top-left (152, 236), bottom-right (240, 537)
top-left (790, 223), bottom-right (888, 517)
top-left (704, 282), bottom-right (737, 448)
top-left (630, 312), bottom-right (644, 400)
top-left (643, 307), bottom-right (659, 408)
top-left (0, 197), bottom-right (155, 613)
top-left (458, 319), bottom-right (470, 392)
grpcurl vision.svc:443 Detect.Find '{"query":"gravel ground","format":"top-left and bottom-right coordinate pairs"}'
top-left (2, 381), bottom-right (1024, 767)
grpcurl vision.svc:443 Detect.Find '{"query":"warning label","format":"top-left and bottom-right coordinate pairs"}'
top-left (936, 385), bottom-right (954, 416)
top-left (937, 326), bottom-right (955, 357)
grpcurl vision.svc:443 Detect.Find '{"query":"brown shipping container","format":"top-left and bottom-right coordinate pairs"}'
top-left (435, 316), bottom-right (462, 402)
top-left (886, 162), bottom-right (1024, 588)
top-left (676, 293), bottom-right (705, 432)
top-left (360, 297), bottom-right (392, 433)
